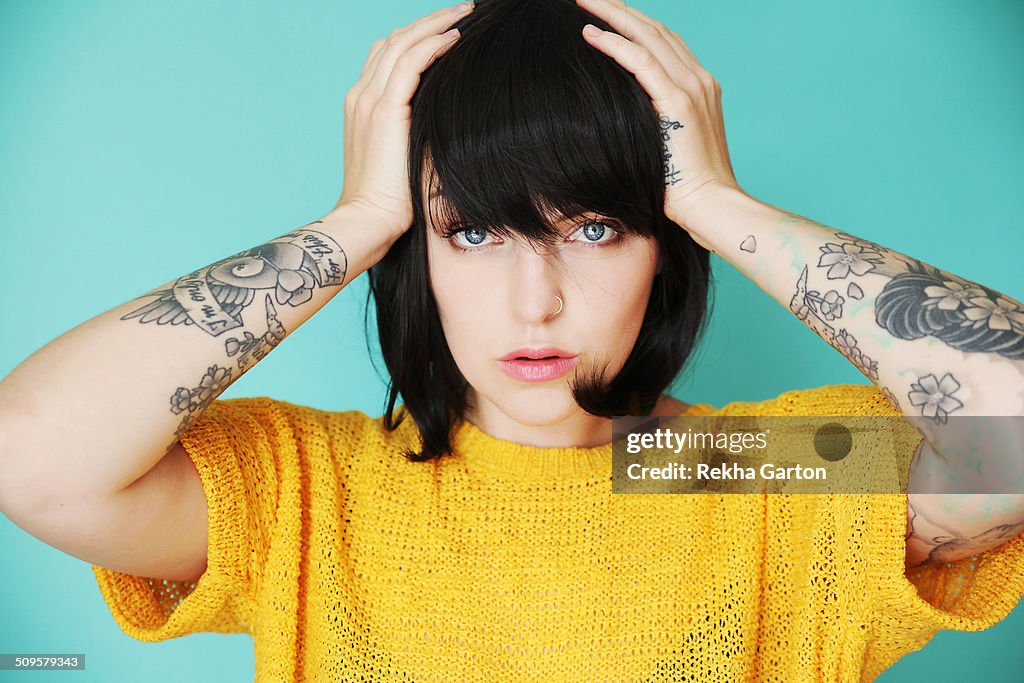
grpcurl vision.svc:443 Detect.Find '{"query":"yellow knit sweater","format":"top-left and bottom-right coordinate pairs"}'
top-left (92, 383), bottom-right (1024, 681)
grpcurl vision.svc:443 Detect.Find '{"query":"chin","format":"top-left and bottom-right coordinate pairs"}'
top-left (485, 382), bottom-right (583, 426)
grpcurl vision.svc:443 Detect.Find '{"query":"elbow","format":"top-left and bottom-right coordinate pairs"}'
top-left (0, 414), bottom-right (54, 517)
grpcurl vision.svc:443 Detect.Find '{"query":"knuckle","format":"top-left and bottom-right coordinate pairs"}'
top-left (685, 75), bottom-right (705, 95)
top-left (668, 88), bottom-right (696, 110)
top-left (398, 46), bottom-right (424, 66)
top-left (369, 102), bottom-right (394, 121)
top-left (639, 22), bottom-right (661, 38)
top-left (344, 90), bottom-right (360, 111)
top-left (422, 8), bottom-right (450, 25)
top-left (354, 96), bottom-right (376, 117)
top-left (696, 69), bottom-right (717, 90)
top-left (637, 48), bottom-right (658, 70)
top-left (393, 52), bottom-right (415, 71)
top-left (371, 38), bottom-right (386, 51)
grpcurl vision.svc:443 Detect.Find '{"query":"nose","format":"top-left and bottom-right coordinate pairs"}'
top-left (509, 242), bottom-right (565, 324)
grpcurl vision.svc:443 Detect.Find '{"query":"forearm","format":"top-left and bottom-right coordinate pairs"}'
top-left (0, 203), bottom-right (393, 502)
top-left (677, 185), bottom-right (1024, 487)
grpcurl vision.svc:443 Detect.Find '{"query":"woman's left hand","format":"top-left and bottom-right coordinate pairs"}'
top-left (577, 0), bottom-right (741, 239)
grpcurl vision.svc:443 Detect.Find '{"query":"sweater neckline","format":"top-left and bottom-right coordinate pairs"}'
top-left (450, 402), bottom-right (716, 480)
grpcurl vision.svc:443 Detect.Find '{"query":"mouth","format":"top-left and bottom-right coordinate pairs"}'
top-left (497, 348), bottom-right (579, 382)
top-left (499, 347), bottom-right (576, 361)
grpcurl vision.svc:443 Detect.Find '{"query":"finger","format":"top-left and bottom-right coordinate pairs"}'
top-left (364, 2), bottom-right (473, 100)
top-left (350, 2), bottom-right (470, 105)
top-left (576, 0), bottom-right (706, 76)
top-left (379, 29), bottom-right (461, 111)
top-left (363, 2), bottom-right (464, 77)
top-left (579, 0), bottom-right (702, 71)
top-left (581, 25), bottom-right (698, 107)
top-left (363, 38), bottom-right (386, 75)
top-left (345, 36), bottom-right (387, 113)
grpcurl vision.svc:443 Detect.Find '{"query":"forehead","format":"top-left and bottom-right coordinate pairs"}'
top-left (415, 150), bottom-right (647, 242)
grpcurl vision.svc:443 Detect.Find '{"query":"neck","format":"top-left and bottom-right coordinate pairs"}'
top-left (465, 393), bottom-right (613, 449)
top-left (463, 392), bottom-right (690, 449)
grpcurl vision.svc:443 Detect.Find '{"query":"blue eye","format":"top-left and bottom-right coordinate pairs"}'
top-left (440, 218), bottom-right (625, 253)
top-left (568, 221), bottom-right (622, 246)
top-left (462, 228), bottom-right (488, 246)
top-left (578, 223), bottom-right (608, 242)
top-left (442, 226), bottom-right (499, 251)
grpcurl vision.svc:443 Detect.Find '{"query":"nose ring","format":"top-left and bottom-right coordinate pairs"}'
top-left (552, 295), bottom-right (563, 316)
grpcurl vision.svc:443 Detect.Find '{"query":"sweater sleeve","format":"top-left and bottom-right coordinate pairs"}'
top-left (845, 384), bottom-right (1024, 671)
top-left (91, 397), bottom-right (294, 642)
top-left (735, 384), bottom-right (1024, 679)
top-left (784, 384), bottom-right (1024, 680)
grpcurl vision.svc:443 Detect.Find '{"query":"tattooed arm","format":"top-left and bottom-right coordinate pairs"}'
top-left (573, 0), bottom-right (1024, 570)
top-left (0, 203), bottom-right (399, 502)
top-left (675, 183), bottom-right (1024, 568)
top-left (0, 2), bottom-right (470, 508)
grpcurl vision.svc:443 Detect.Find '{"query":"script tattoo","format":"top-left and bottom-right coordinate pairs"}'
top-left (658, 115), bottom-right (684, 187)
top-left (121, 222), bottom-right (347, 337)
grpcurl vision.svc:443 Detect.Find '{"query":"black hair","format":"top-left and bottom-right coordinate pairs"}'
top-left (366, 0), bottom-right (713, 461)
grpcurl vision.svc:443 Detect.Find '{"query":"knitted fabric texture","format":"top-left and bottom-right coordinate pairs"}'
top-left (92, 383), bottom-right (1024, 681)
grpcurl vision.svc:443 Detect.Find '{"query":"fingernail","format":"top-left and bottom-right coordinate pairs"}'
top-left (453, 1), bottom-right (473, 11)
top-left (583, 24), bottom-right (602, 37)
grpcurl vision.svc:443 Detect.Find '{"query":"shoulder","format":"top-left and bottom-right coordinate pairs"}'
top-left (202, 397), bottom-right (382, 457)
top-left (653, 394), bottom-right (691, 416)
top-left (709, 383), bottom-right (895, 416)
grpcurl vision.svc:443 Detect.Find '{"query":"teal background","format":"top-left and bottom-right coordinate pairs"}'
top-left (1, 0), bottom-right (1022, 680)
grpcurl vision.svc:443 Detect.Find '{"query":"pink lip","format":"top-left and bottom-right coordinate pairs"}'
top-left (500, 346), bottom-right (575, 361)
top-left (498, 348), bottom-right (579, 382)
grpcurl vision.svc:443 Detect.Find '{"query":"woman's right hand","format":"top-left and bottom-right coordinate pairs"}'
top-left (335, 1), bottom-right (474, 241)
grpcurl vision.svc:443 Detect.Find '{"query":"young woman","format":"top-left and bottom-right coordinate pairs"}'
top-left (1, 0), bottom-right (1023, 680)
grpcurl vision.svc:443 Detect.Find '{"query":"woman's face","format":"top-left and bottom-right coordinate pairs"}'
top-left (423, 177), bottom-right (661, 444)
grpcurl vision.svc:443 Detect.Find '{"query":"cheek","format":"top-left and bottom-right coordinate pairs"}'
top-left (597, 279), bottom-right (654, 339)
top-left (428, 244), bottom-right (480, 317)
top-left (427, 243), bottom-right (494, 365)
top-left (580, 247), bottom-right (658, 319)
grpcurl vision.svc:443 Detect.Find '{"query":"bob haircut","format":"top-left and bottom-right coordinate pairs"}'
top-left (367, 0), bottom-right (713, 461)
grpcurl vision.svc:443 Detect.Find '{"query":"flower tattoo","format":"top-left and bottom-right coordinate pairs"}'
top-left (907, 372), bottom-right (964, 424)
top-left (817, 242), bottom-right (884, 280)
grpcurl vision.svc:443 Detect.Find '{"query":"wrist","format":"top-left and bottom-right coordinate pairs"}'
top-left (329, 200), bottom-right (410, 242)
top-left (320, 202), bottom-right (406, 266)
top-left (667, 181), bottom-right (748, 231)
